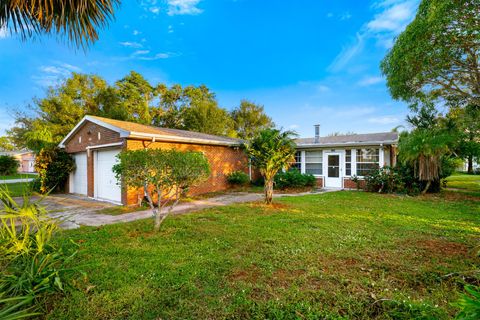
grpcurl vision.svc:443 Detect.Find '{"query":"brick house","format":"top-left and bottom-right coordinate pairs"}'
top-left (293, 125), bottom-right (399, 189)
top-left (59, 115), bottom-right (248, 205)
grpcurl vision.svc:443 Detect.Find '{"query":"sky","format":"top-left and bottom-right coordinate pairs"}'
top-left (0, 0), bottom-right (419, 138)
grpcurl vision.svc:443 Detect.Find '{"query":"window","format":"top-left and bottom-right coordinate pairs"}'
top-left (345, 150), bottom-right (351, 176)
top-left (291, 151), bottom-right (301, 171)
top-left (356, 148), bottom-right (379, 176)
top-left (305, 150), bottom-right (322, 175)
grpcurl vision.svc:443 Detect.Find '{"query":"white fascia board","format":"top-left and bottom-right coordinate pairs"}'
top-left (58, 116), bottom-right (129, 148)
top-left (86, 142), bottom-right (124, 150)
top-left (296, 140), bottom-right (398, 149)
top-left (128, 132), bottom-right (241, 147)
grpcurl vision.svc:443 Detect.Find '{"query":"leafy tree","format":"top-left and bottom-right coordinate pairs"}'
top-left (115, 71), bottom-right (156, 125)
top-left (230, 100), bottom-right (274, 140)
top-left (0, 155), bottom-right (19, 175)
top-left (113, 149), bottom-right (210, 231)
top-left (0, 0), bottom-right (119, 47)
top-left (381, 0), bottom-right (480, 107)
top-left (0, 136), bottom-right (14, 151)
top-left (245, 129), bottom-right (297, 204)
top-left (34, 147), bottom-right (75, 193)
top-left (183, 100), bottom-right (233, 136)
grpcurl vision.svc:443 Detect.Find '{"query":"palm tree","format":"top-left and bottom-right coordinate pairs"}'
top-left (398, 130), bottom-right (451, 194)
top-left (245, 128), bottom-right (297, 204)
top-left (1, 0), bottom-right (119, 47)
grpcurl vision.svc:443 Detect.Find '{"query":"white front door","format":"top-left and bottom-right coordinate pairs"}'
top-left (94, 149), bottom-right (122, 203)
top-left (325, 153), bottom-right (342, 188)
top-left (70, 152), bottom-right (88, 195)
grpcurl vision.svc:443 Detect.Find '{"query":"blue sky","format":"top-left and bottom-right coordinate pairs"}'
top-left (0, 0), bottom-right (419, 137)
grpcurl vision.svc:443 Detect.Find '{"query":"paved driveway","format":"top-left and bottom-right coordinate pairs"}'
top-left (7, 190), bottom-right (328, 229)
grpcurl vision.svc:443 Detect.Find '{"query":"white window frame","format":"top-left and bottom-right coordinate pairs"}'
top-left (355, 148), bottom-right (380, 177)
top-left (305, 150), bottom-right (323, 176)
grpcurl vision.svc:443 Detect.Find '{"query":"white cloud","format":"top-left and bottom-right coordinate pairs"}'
top-left (168, 25), bottom-right (174, 33)
top-left (358, 76), bottom-right (383, 86)
top-left (149, 6), bottom-right (161, 14)
top-left (132, 50), bottom-right (150, 56)
top-left (317, 85), bottom-right (331, 93)
top-left (329, 0), bottom-right (418, 71)
top-left (33, 62), bottom-right (81, 87)
top-left (167, 0), bottom-right (203, 16)
top-left (138, 53), bottom-right (171, 60)
top-left (132, 30), bottom-right (141, 36)
top-left (326, 12), bottom-right (334, 18)
top-left (340, 12), bottom-right (352, 20)
top-left (368, 115), bottom-right (400, 124)
top-left (119, 41), bottom-right (143, 48)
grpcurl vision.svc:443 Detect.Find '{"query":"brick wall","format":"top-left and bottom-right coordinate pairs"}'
top-left (125, 139), bottom-right (250, 206)
top-left (315, 177), bottom-right (324, 188)
top-left (64, 121), bottom-right (122, 153)
top-left (343, 178), bottom-right (365, 189)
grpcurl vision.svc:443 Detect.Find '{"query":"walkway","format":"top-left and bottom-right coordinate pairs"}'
top-left (0, 178), bottom-right (35, 184)
top-left (53, 190), bottom-right (328, 229)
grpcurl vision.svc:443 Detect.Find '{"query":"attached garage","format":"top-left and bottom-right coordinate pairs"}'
top-left (69, 152), bottom-right (88, 196)
top-left (94, 148), bottom-right (122, 203)
top-left (59, 115), bottom-right (248, 206)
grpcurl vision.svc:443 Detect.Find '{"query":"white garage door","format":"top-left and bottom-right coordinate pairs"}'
top-left (70, 152), bottom-right (88, 195)
top-left (94, 149), bottom-right (122, 203)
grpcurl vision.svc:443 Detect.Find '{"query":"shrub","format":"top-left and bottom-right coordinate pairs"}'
top-left (0, 155), bottom-right (19, 176)
top-left (274, 170), bottom-right (316, 190)
top-left (0, 189), bottom-right (80, 317)
top-left (364, 164), bottom-right (422, 195)
top-left (227, 171), bottom-right (250, 186)
top-left (34, 147), bottom-right (75, 193)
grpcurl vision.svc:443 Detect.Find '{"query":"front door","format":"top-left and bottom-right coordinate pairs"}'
top-left (325, 154), bottom-right (342, 188)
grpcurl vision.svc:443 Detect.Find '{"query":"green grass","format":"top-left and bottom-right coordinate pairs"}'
top-left (96, 205), bottom-right (150, 216)
top-left (444, 172), bottom-right (480, 194)
top-left (0, 173), bottom-right (37, 180)
top-left (47, 190), bottom-right (480, 319)
top-left (1, 182), bottom-right (33, 197)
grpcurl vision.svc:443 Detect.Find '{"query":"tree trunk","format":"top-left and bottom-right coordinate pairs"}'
top-left (154, 188), bottom-right (163, 231)
top-left (264, 179), bottom-right (274, 204)
top-left (421, 180), bottom-right (431, 195)
top-left (468, 155), bottom-right (473, 174)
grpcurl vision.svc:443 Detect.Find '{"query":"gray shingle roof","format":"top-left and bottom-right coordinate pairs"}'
top-left (295, 132), bottom-right (399, 146)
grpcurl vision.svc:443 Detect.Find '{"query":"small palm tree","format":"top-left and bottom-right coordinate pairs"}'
top-left (1, 0), bottom-right (119, 47)
top-left (245, 128), bottom-right (297, 204)
top-left (398, 130), bottom-right (452, 194)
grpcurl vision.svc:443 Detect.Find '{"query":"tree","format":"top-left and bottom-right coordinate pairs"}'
top-left (113, 149), bottom-right (210, 231)
top-left (245, 129), bottom-right (297, 204)
top-left (115, 71), bottom-right (156, 125)
top-left (0, 155), bottom-right (18, 175)
top-left (183, 100), bottom-right (234, 136)
top-left (230, 100), bottom-right (274, 140)
top-left (381, 0), bottom-right (480, 107)
top-left (0, 136), bottom-right (14, 151)
top-left (448, 105), bottom-right (480, 173)
top-left (0, 0), bottom-right (119, 48)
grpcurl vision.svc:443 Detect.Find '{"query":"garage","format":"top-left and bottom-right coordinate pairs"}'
top-left (70, 152), bottom-right (88, 195)
top-left (94, 148), bottom-right (122, 203)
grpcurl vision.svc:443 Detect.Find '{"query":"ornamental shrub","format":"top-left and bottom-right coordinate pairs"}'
top-left (274, 170), bottom-right (316, 189)
top-left (0, 155), bottom-right (19, 176)
top-left (34, 147), bottom-right (75, 193)
top-left (227, 171), bottom-right (250, 185)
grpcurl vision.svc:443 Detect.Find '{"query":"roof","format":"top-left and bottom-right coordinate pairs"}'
top-left (59, 115), bottom-right (243, 147)
top-left (0, 150), bottom-right (34, 156)
top-left (295, 132), bottom-right (399, 148)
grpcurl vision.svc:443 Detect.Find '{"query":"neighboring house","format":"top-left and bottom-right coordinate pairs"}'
top-left (0, 150), bottom-right (36, 173)
top-left (59, 115), bottom-right (248, 205)
top-left (294, 125), bottom-right (399, 189)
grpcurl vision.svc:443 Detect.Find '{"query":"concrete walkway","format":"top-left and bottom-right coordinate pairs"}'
top-left (53, 190), bottom-right (328, 229)
top-left (0, 178), bottom-right (35, 184)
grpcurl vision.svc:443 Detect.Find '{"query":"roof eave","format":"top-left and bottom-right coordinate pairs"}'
top-left (128, 132), bottom-right (242, 147)
top-left (296, 140), bottom-right (398, 148)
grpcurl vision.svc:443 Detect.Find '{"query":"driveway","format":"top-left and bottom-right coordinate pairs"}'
top-left (8, 190), bottom-right (329, 229)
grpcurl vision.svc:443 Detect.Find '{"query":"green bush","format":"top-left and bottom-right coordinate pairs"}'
top-left (455, 285), bottom-right (480, 320)
top-left (34, 147), bottom-right (75, 193)
top-left (364, 165), bottom-right (422, 195)
top-left (274, 170), bottom-right (316, 190)
top-left (0, 155), bottom-right (19, 176)
top-left (0, 189), bottom-right (80, 317)
top-left (227, 171), bottom-right (250, 186)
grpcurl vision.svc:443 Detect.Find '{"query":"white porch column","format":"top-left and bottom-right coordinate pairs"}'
top-left (379, 145), bottom-right (385, 168)
top-left (351, 149), bottom-right (357, 176)
top-left (301, 150), bottom-right (306, 174)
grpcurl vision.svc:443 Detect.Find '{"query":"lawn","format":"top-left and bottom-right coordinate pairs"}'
top-left (445, 172), bottom-right (480, 193)
top-left (1, 182), bottom-right (33, 197)
top-left (0, 173), bottom-right (37, 180)
top-left (47, 189), bottom-right (480, 319)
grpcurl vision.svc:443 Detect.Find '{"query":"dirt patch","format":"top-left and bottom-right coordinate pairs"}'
top-left (415, 239), bottom-right (469, 257)
top-left (442, 190), bottom-right (480, 202)
top-left (228, 264), bottom-right (262, 283)
top-left (249, 202), bottom-right (291, 213)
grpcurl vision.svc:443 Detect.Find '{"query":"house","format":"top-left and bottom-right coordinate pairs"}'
top-left (0, 150), bottom-right (36, 173)
top-left (294, 125), bottom-right (399, 189)
top-left (59, 115), bottom-right (248, 205)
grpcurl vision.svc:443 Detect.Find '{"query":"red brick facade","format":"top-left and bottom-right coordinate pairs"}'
top-left (64, 120), bottom-right (250, 206)
top-left (343, 178), bottom-right (366, 189)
